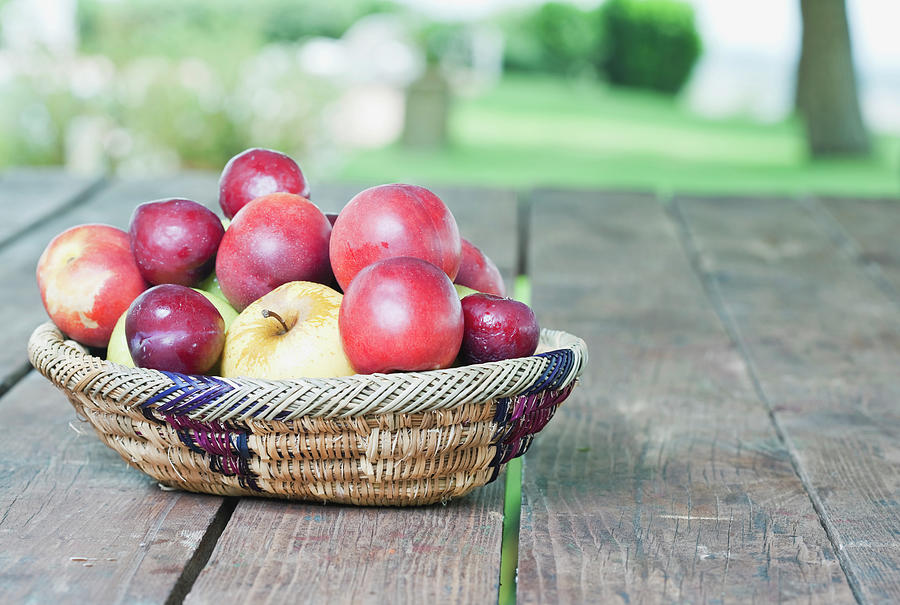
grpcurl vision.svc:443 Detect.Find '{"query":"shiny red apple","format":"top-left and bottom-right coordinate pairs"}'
top-left (215, 193), bottom-right (332, 310)
top-left (329, 184), bottom-right (461, 291)
top-left (339, 257), bottom-right (463, 374)
top-left (125, 284), bottom-right (225, 374)
top-left (455, 238), bottom-right (505, 296)
top-left (37, 224), bottom-right (147, 348)
top-left (459, 293), bottom-right (540, 364)
top-left (129, 198), bottom-right (225, 286)
top-left (219, 148), bottom-right (310, 219)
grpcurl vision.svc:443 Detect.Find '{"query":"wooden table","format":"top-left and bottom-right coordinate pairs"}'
top-left (0, 169), bottom-right (898, 604)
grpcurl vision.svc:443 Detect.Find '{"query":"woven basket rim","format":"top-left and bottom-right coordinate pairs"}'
top-left (28, 321), bottom-right (588, 421)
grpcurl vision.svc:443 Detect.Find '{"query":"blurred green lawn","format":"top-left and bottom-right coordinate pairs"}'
top-left (338, 75), bottom-right (900, 197)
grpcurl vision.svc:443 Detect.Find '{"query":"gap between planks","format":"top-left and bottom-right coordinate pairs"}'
top-left (665, 199), bottom-right (867, 605)
top-left (0, 361), bottom-right (33, 403)
top-left (0, 176), bottom-right (108, 253)
top-left (164, 498), bottom-right (239, 605)
top-left (799, 196), bottom-right (900, 308)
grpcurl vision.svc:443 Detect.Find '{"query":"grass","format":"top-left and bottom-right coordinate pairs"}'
top-left (499, 457), bottom-right (522, 605)
top-left (498, 276), bottom-right (531, 605)
top-left (337, 75), bottom-right (900, 197)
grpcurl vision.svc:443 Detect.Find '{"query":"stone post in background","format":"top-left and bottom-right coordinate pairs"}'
top-left (402, 66), bottom-right (450, 149)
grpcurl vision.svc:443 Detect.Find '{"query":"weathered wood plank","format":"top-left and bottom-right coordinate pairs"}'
top-left (675, 195), bottom-right (900, 604)
top-left (184, 486), bottom-right (505, 605)
top-left (0, 371), bottom-right (227, 604)
top-left (182, 186), bottom-right (518, 605)
top-left (814, 196), bottom-right (900, 300)
top-left (519, 190), bottom-right (853, 604)
top-left (0, 173), bottom-right (219, 386)
top-left (0, 169), bottom-right (102, 248)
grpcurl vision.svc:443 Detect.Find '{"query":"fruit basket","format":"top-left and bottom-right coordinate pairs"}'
top-left (28, 321), bottom-right (587, 506)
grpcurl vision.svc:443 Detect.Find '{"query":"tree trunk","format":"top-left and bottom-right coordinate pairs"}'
top-left (796, 0), bottom-right (870, 156)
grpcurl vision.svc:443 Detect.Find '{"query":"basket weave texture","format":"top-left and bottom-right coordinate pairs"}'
top-left (28, 321), bottom-right (587, 506)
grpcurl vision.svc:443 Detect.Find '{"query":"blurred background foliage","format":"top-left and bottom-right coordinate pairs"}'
top-left (503, 0), bottom-right (701, 94)
top-left (0, 0), bottom-right (897, 196)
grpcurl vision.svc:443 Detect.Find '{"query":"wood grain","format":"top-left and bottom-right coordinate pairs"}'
top-left (518, 190), bottom-right (853, 604)
top-left (0, 370), bottom-right (227, 604)
top-left (813, 196), bottom-right (900, 300)
top-left (184, 486), bottom-right (504, 605)
top-left (0, 169), bottom-right (101, 248)
top-left (181, 186), bottom-right (518, 605)
top-left (675, 195), bottom-right (900, 604)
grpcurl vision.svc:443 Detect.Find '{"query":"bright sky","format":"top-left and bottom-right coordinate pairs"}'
top-left (692, 0), bottom-right (900, 72)
top-left (400, 0), bottom-right (900, 73)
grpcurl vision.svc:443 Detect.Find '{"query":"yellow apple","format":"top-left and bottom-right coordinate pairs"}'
top-left (106, 288), bottom-right (238, 368)
top-left (220, 281), bottom-right (354, 379)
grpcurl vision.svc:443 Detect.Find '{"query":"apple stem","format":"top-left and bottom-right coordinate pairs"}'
top-left (261, 309), bottom-right (289, 334)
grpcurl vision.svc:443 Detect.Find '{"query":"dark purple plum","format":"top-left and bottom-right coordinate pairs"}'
top-left (125, 284), bottom-right (225, 374)
top-left (129, 198), bottom-right (224, 286)
top-left (459, 293), bottom-right (539, 364)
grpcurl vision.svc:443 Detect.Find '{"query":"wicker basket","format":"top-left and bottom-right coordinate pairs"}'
top-left (28, 321), bottom-right (587, 506)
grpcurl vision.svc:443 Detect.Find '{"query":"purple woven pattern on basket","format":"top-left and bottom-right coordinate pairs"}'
top-left (487, 347), bottom-right (578, 481)
top-left (163, 414), bottom-right (261, 492)
top-left (142, 371), bottom-right (291, 421)
top-left (144, 372), bottom-right (236, 416)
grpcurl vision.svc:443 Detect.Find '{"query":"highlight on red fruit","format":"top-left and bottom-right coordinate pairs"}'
top-left (218, 148), bottom-right (310, 219)
top-left (459, 293), bottom-right (540, 364)
top-left (36, 223), bottom-right (147, 348)
top-left (129, 198), bottom-right (225, 287)
top-left (125, 284), bottom-right (225, 375)
top-left (215, 193), bottom-right (332, 310)
top-left (329, 184), bottom-right (461, 291)
top-left (338, 256), bottom-right (464, 374)
top-left (455, 238), bottom-right (505, 296)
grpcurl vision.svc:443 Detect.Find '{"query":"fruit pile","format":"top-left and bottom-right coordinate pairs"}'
top-left (36, 148), bottom-right (541, 379)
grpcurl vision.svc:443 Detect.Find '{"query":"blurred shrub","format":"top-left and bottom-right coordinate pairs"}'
top-left (503, 3), bottom-right (601, 76)
top-left (261, 0), bottom-right (396, 42)
top-left (501, 0), bottom-right (701, 94)
top-left (77, 0), bottom-right (394, 84)
top-left (0, 76), bottom-right (85, 167)
top-left (600, 0), bottom-right (701, 93)
top-left (0, 0), bottom-right (385, 170)
top-left (0, 46), bottom-right (335, 172)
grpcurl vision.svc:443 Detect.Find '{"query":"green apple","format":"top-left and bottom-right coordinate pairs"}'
top-left (221, 281), bottom-right (354, 379)
top-left (197, 271), bottom-right (227, 302)
top-left (106, 288), bottom-right (238, 368)
top-left (454, 284), bottom-right (479, 299)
